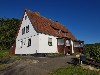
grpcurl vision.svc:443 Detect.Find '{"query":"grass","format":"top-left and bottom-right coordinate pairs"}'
top-left (49, 65), bottom-right (100, 75)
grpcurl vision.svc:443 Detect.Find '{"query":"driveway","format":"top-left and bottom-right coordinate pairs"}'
top-left (0, 56), bottom-right (73, 75)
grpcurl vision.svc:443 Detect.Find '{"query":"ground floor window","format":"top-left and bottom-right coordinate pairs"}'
top-left (27, 38), bottom-right (31, 47)
top-left (48, 38), bottom-right (52, 46)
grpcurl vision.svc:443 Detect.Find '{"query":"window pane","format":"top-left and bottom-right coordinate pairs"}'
top-left (26, 25), bottom-right (29, 33)
top-left (57, 39), bottom-right (64, 45)
top-left (22, 27), bottom-right (25, 35)
top-left (48, 38), bottom-right (52, 42)
top-left (28, 38), bottom-right (31, 47)
top-left (66, 40), bottom-right (70, 46)
top-left (25, 16), bottom-right (27, 20)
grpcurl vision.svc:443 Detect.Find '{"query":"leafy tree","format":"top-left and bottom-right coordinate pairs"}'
top-left (0, 18), bottom-right (20, 50)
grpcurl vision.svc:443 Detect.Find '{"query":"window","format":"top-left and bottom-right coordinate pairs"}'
top-left (57, 38), bottom-right (64, 45)
top-left (66, 40), bottom-right (70, 46)
top-left (58, 30), bottom-right (61, 34)
top-left (22, 27), bottom-right (25, 35)
top-left (20, 40), bottom-right (23, 48)
top-left (48, 38), bottom-right (52, 46)
top-left (26, 25), bottom-right (29, 33)
top-left (27, 38), bottom-right (31, 47)
top-left (25, 16), bottom-right (27, 20)
top-left (65, 32), bottom-right (68, 36)
top-left (74, 42), bottom-right (80, 47)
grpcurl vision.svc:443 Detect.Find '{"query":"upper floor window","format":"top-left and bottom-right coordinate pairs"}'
top-left (26, 25), bottom-right (29, 33)
top-left (48, 38), bottom-right (52, 46)
top-left (25, 16), bottom-right (27, 20)
top-left (22, 27), bottom-right (25, 35)
top-left (27, 38), bottom-right (31, 47)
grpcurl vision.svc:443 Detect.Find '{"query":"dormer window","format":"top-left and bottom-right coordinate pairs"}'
top-left (25, 16), bottom-right (27, 20)
top-left (65, 32), bottom-right (68, 36)
top-left (58, 30), bottom-right (61, 34)
top-left (26, 25), bottom-right (29, 33)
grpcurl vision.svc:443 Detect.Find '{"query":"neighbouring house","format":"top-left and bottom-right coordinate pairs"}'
top-left (9, 9), bottom-right (84, 55)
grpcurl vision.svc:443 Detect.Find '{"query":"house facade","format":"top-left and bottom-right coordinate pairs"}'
top-left (9, 9), bottom-right (84, 55)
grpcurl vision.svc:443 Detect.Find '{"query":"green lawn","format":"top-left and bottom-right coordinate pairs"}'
top-left (49, 65), bottom-right (100, 75)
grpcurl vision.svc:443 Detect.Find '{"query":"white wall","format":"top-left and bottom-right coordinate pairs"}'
top-left (38, 33), bottom-right (58, 53)
top-left (15, 12), bottom-right (39, 54)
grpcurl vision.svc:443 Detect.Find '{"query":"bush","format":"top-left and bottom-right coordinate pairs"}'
top-left (84, 43), bottom-right (100, 61)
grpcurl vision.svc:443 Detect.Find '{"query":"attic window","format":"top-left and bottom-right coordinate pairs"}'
top-left (22, 27), bottom-right (25, 35)
top-left (48, 38), bottom-right (52, 46)
top-left (26, 25), bottom-right (29, 33)
top-left (25, 16), bottom-right (27, 20)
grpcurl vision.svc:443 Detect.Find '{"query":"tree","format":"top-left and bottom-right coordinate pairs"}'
top-left (0, 18), bottom-right (20, 50)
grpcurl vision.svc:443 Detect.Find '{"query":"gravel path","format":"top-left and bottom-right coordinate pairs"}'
top-left (0, 56), bottom-right (73, 75)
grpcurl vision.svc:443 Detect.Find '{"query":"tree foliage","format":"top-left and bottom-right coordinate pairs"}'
top-left (84, 43), bottom-right (100, 61)
top-left (0, 18), bottom-right (20, 50)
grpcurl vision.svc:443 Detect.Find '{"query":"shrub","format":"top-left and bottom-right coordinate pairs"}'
top-left (84, 43), bottom-right (100, 61)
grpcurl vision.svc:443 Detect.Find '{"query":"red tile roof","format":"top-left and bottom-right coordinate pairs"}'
top-left (25, 10), bottom-right (77, 40)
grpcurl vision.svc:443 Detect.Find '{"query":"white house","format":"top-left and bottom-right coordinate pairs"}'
top-left (9, 9), bottom-right (84, 55)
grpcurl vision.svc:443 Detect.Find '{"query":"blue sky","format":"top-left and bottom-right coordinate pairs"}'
top-left (0, 0), bottom-right (100, 44)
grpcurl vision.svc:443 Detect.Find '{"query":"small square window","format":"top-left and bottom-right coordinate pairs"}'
top-left (27, 38), bottom-right (31, 47)
top-left (48, 38), bottom-right (52, 46)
